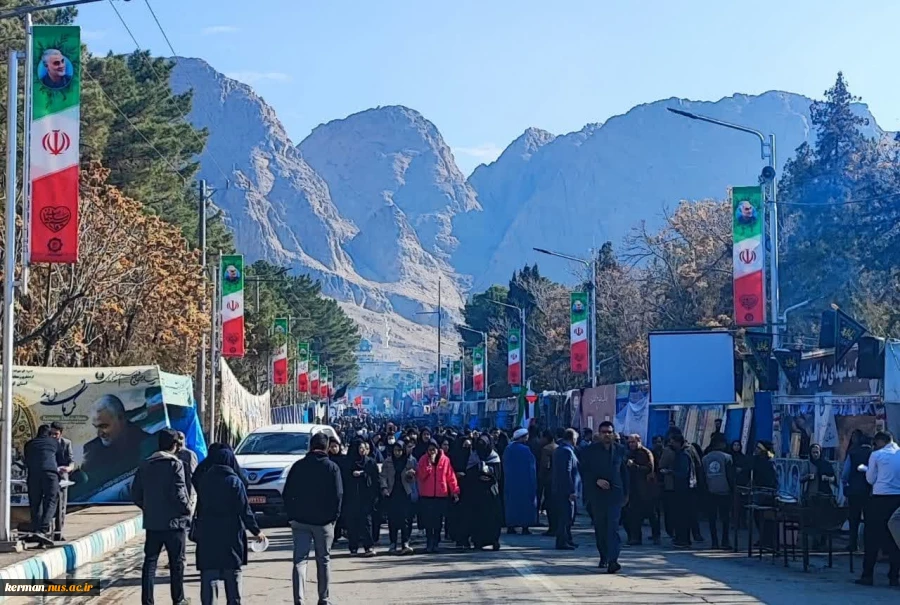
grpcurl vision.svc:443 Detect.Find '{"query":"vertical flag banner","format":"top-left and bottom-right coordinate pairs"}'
top-left (297, 342), bottom-right (310, 393)
top-left (732, 186), bottom-right (766, 326)
top-left (439, 367), bottom-right (448, 398)
top-left (272, 318), bottom-right (288, 385)
top-left (30, 26), bottom-right (81, 263)
top-left (428, 372), bottom-right (436, 397)
top-left (452, 360), bottom-right (462, 397)
top-left (570, 292), bottom-right (589, 373)
top-left (220, 255), bottom-right (245, 358)
top-left (320, 367), bottom-right (329, 399)
top-left (473, 346), bottom-right (485, 393)
top-left (508, 327), bottom-right (522, 385)
top-left (310, 356), bottom-right (320, 398)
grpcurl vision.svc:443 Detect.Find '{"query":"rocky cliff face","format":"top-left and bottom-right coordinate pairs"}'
top-left (173, 57), bottom-right (881, 368)
top-left (171, 59), bottom-right (464, 367)
top-left (455, 92), bottom-right (880, 285)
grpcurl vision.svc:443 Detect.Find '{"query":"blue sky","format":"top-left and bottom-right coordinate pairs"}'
top-left (77, 0), bottom-right (900, 175)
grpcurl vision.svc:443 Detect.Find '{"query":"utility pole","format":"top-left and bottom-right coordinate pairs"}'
top-left (209, 252), bottom-right (219, 442)
top-left (196, 180), bottom-right (208, 422)
top-left (437, 275), bottom-right (442, 387)
top-left (1, 49), bottom-right (22, 550)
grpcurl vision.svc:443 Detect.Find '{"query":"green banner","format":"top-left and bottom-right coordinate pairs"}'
top-left (32, 26), bottom-right (81, 119)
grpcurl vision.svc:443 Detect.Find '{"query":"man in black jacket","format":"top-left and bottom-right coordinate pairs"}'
top-left (580, 421), bottom-right (629, 574)
top-left (131, 429), bottom-right (191, 605)
top-left (284, 431), bottom-right (343, 605)
top-left (24, 425), bottom-right (61, 538)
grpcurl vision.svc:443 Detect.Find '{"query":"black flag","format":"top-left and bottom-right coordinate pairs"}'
top-left (834, 309), bottom-right (866, 363)
top-left (773, 348), bottom-right (802, 390)
top-left (332, 383), bottom-right (348, 400)
top-left (744, 331), bottom-right (773, 385)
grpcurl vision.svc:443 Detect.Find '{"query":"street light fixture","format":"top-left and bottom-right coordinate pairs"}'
top-left (533, 247), bottom-right (598, 387)
top-left (666, 106), bottom-right (781, 347)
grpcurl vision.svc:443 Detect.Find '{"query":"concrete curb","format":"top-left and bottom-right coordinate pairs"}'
top-left (0, 514), bottom-right (143, 599)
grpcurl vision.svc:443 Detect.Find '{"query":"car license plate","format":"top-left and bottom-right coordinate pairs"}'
top-left (248, 495), bottom-right (266, 505)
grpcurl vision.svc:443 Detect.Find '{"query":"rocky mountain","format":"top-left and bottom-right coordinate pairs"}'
top-left (170, 59), bottom-right (465, 367)
top-left (172, 57), bottom-right (882, 368)
top-left (455, 92), bottom-right (882, 286)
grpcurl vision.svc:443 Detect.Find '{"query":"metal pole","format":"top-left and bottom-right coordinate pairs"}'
top-left (209, 253), bottom-right (218, 441)
top-left (1, 50), bottom-right (21, 546)
top-left (591, 256), bottom-right (598, 387)
top-left (196, 180), bottom-right (207, 421)
top-left (437, 275), bottom-right (441, 388)
top-left (20, 15), bottom-right (32, 295)
top-left (767, 134), bottom-right (781, 348)
top-left (520, 307), bottom-right (527, 389)
top-left (483, 331), bottom-right (488, 401)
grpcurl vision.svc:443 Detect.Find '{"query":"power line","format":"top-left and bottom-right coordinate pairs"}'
top-left (138, 0), bottom-right (233, 185)
top-left (106, 0), bottom-right (231, 186)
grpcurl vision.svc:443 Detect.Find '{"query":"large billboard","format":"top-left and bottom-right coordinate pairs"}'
top-left (9, 365), bottom-right (203, 505)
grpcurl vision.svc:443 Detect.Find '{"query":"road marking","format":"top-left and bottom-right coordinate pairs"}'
top-left (506, 558), bottom-right (571, 601)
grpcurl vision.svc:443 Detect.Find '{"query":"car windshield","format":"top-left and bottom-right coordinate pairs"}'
top-left (235, 433), bottom-right (310, 455)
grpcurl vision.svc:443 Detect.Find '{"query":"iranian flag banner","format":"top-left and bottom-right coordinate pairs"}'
top-left (428, 372), bottom-right (436, 397)
top-left (439, 367), bottom-right (448, 398)
top-left (320, 367), bottom-right (329, 399)
top-left (272, 318), bottom-right (288, 385)
top-left (508, 327), bottom-right (522, 385)
top-left (310, 356), bottom-right (320, 398)
top-left (452, 360), bottom-right (462, 396)
top-left (30, 26), bottom-right (81, 263)
top-left (220, 255), bottom-right (245, 357)
top-left (570, 292), bottom-right (589, 373)
top-left (732, 186), bottom-right (767, 326)
top-left (297, 342), bottom-right (310, 393)
top-left (473, 346), bottom-right (485, 393)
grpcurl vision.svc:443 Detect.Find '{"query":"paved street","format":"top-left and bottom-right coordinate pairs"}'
top-left (29, 519), bottom-right (899, 605)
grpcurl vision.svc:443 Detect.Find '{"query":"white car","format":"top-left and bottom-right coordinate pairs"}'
top-left (234, 423), bottom-right (338, 518)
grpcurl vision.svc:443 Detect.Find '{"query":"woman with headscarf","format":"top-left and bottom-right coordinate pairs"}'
top-left (448, 436), bottom-right (473, 547)
top-left (194, 445), bottom-right (265, 605)
top-left (343, 439), bottom-right (379, 556)
top-left (801, 444), bottom-right (836, 500)
top-left (380, 439), bottom-right (416, 555)
top-left (465, 434), bottom-right (503, 550)
top-left (193, 443), bottom-right (246, 492)
top-left (416, 439), bottom-right (460, 553)
top-left (327, 436), bottom-right (347, 548)
top-left (730, 440), bottom-right (750, 487)
top-left (413, 428), bottom-right (433, 460)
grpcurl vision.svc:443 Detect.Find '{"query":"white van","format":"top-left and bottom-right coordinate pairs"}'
top-left (234, 423), bottom-right (338, 518)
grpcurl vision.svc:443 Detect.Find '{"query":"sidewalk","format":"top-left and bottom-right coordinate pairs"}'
top-left (0, 506), bottom-right (142, 600)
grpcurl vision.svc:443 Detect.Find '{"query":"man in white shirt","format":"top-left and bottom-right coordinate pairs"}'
top-left (858, 431), bottom-right (900, 587)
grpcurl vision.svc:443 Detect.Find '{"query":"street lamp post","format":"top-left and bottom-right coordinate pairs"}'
top-left (666, 107), bottom-right (781, 347)
top-left (488, 299), bottom-right (527, 390)
top-left (416, 276), bottom-right (443, 397)
top-left (457, 324), bottom-right (488, 400)
top-left (533, 247), bottom-right (598, 387)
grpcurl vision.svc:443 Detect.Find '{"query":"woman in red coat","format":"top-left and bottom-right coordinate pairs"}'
top-left (416, 439), bottom-right (460, 553)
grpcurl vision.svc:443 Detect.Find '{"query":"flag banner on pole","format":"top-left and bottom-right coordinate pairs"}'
top-left (297, 342), bottom-right (310, 392)
top-left (570, 291), bottom-right (589, 373)
top-left (508, 327), bottom-right (522, 385)
top-left (835, 308), bottom-right (866, 363)
top-left (320, 367), bottom-right (329, 399)
top-left (220, 255), bottom-right (245, 358)
top-left (452, 360), bottom-right (462, 397)
top-left (473, 346), bottom-right (485, 393)
top-left (272, 318), bottom-right (288, 385)
top-left (732, 185), bottom-right (766, 326)
top-left (428, 372), bottom-right (436, 397)
top-left (30, 26), bottom-right (81, 263)
top-left (440, 367), bottom-right (448, 398)
top-left (773, 348), bottom-right (802, 389)
top-left (310, 356), bottom-right (320, 398)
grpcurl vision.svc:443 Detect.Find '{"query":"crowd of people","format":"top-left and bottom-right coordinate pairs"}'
top-left (125, 416), bottom-right (900, 604)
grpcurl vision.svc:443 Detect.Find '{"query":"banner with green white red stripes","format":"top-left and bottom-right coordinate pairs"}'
top-left (220, 255), bottom-right (245, 357)
top-left (272, 318), bottom-right (288, 385)
top-left (29, 26), bottom-right (81, 263)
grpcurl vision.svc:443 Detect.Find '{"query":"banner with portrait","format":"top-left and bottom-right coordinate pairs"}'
top-left (9, 364), bottom-right (202, 505)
